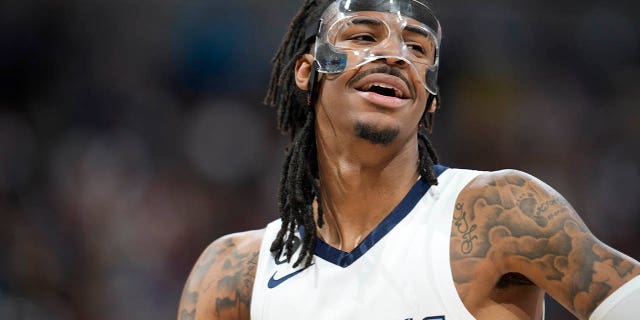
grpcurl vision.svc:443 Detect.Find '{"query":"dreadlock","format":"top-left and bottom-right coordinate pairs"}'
top-left (265, 0), bottom-right (441, 268)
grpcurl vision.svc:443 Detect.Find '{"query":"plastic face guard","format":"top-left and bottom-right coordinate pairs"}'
top-left (314, 0), bottom-right (442, 95)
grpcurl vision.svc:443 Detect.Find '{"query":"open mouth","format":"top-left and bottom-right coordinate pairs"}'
top-left (358, 83), bottom-right (405, 99)
top-left (351, 72), bottom-right (412, 100)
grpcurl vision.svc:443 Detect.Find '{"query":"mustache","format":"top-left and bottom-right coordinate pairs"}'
top-left (348, 65), bottom-right (414, 94)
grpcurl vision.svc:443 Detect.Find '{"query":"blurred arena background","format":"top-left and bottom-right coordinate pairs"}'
top-left (0, 0), bottom-right (638, 319)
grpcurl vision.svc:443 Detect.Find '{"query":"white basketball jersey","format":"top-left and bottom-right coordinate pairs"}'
top-left (251, 166), bottom-right (482, 320)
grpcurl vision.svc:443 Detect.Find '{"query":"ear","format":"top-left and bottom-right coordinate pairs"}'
top-left (295, 54), bottom-right (315, 91)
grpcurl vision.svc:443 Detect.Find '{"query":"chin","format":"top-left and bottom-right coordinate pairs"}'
top-left (353, 121), bottom-right (400, 146)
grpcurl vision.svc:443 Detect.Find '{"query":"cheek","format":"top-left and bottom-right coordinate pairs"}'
top-left (314, 78), bottom-right (355, 125)
top-left (412, 89), bottom-right (429, 114)
top-left (410, 103), bottom-right (427, 127)
top-left (316, 74), bottom-right (356, 110)
top-left (403, 92), bottom-right (429, 128)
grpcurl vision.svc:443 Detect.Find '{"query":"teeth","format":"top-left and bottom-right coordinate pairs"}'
top-left (362, 83), bottom-right (403, 98)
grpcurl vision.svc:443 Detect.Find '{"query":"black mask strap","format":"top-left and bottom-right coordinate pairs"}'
top-left (307, 61), bottom-right (320, 108)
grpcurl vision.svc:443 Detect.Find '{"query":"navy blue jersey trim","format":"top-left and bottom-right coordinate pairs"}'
top-left (313, 164), bottom-right (449, 268)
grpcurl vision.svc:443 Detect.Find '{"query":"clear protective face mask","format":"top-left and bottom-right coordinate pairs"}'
top-left (313, 0), bottom-right (442, 95)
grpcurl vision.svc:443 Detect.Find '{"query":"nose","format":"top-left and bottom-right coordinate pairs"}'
top-left (372, 36), bottom-right (410, 67)
top-left (380, 56), bottom-right (408, 67)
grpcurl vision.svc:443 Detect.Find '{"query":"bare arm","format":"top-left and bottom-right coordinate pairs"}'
top-left (451, 170), bottom-right (640, 319)
top-left (178, 230), bottom-right (264, 320)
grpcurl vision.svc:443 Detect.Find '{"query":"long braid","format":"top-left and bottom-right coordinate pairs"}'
top-left (265, 0), bottom-right (328, 268)
top-left (266, 0), bottom-right (440, 268)
top-left (418, 94), bottom-right (440, 185)
top-left (269, 108), bottom-right (320, 267)
top-left (418, 125), bottom-right (439, 185)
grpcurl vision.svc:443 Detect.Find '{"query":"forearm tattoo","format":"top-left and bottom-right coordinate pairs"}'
top-left (179, 236), bottom-right (259, 320)
top-left (451, 171), bottom-right (640, 319)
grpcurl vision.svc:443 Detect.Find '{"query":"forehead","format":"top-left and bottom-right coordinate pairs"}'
top-left (320, 0), bottom-right (440, 38)
top-left (337, 11), bottom-right (430, 31)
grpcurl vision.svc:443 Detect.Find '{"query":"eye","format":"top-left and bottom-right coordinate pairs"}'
top-left (407, 43), bottom-right (425, 55)
top-left (349, 34), bottom-right (376, 42)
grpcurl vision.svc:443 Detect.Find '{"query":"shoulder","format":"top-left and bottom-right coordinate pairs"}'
top-left (462, 168), bottom-right (547, 193)
top-left (210, 229), bottom-right (265, 258)
top-left (451, 169), bottom-right (640, 319)
top-left (456, 168), bottom-right (569, 221)
top-left (178, 229), bottom-right (265, 320)
top-left (451, 168), bottom-right (583, 266)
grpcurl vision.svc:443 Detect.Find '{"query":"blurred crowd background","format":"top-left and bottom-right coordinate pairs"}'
top-left (0, 0), bottom-right (638, 319)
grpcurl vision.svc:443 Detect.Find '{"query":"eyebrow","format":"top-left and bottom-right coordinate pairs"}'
top-left (404, 25), bottom-right (432, 39)
top-left (350, 17), bottom-right (384, 26)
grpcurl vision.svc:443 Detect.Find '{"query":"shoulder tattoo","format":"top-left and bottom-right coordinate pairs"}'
top-left (179, 235), bottom-right (260, 320)
top-left (450, 170), bottom-right (640, 318)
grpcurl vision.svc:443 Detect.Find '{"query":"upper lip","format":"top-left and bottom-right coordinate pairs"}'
top-left (350, 71), bottom-right (413, 100)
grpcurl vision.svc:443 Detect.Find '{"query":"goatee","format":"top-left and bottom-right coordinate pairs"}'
top-left (353, 122), bottom-right (399, 146)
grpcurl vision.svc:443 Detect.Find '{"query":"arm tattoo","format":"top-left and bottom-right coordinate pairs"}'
top-left (179, 291), bottom-right (199, 320)
top-left (179, 235), bottom-right (260, 320)
top-left (453, 203), bottom-right (478, 255)
top-left (214, 251), bottom-right (259, 316)
top-left (451, 171), bottom-right (640, 319)
top-left (179, 238), bottom-right (235, 319)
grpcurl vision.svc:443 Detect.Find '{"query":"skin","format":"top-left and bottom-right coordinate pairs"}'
top-left (178, 12), bottom-right (640, 320)
top-left (178, 231), bottom-right (263, 320)
top-left (450, 170), bottom-right (640, 319)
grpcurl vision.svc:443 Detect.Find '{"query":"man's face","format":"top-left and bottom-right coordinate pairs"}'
top-left (314, 0), bottom-right (441, 95)
top-left (302, 11), bottom-right (434, 146)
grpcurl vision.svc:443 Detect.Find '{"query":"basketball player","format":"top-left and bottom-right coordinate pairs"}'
top-left (178, 0), bottom-right (640, 319)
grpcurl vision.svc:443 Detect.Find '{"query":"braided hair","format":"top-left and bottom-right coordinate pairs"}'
top-left (264, 0), bottom-right (441, 268)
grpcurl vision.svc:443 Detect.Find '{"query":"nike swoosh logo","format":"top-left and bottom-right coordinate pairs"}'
top-left (267, 266), bottom-right (310, 289)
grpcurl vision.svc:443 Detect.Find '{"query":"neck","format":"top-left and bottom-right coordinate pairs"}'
top-left (315, 125), bottom-right (420, 252)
